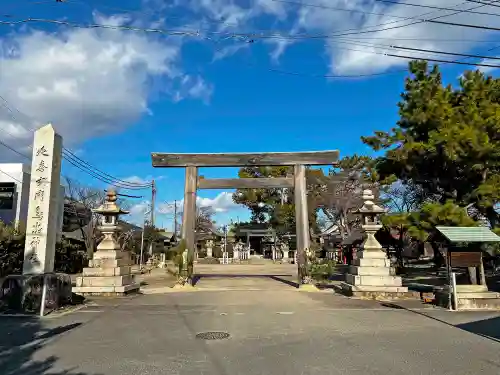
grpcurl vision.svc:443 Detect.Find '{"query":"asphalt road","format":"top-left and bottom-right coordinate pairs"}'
top-left (1, 289), bottom-right (500, 375)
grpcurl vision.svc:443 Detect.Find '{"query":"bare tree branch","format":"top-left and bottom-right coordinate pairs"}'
top-left (312, 171), bottom-right (377, 239)
top-left (64, 177), bottom-right (107, 258)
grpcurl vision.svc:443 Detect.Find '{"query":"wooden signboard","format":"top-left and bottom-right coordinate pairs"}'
top-left (449, 251), bottom-right (482, 267)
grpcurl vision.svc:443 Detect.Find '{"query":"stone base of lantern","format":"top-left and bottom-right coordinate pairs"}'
top-left (73, 251), bottom-right (140, 297)
top-left (340, 249), bottom-right (417, 300)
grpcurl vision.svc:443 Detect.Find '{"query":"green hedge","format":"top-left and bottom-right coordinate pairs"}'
top-left (0, 221), bottom-right (87, 276)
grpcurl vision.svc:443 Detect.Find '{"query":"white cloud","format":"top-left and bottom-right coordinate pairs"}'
top-left (122, 199), bottom-right (151, 227)
top-left (1, 0), bottom-right (496, 164)
top-left (0, 12), bottom-right (212, 160)
top-left (197, 191), bottom-right (239, 212)
top-left (185, 0), bottom-right (500, 75)
top-left (173, 75), bottom-right (213, 104)
top-left (276, 0), bottom-right (500, 75)
top-left (477, 55), bottom-right (500, 75)
top-left (158, 191), bottom-right (242, 214)
top-left (122, 176), bottom-right (151, 186)
top-left (121, 175), bottom-right (165, 185)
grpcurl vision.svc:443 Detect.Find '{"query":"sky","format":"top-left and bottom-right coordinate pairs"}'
top-left (0, 0), bottom-right (499, 229)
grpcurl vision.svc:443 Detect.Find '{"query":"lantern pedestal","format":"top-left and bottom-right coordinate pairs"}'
top-left (341, 249), bottom-right (413, 299)
top-left (73, 189), bottom-right (140, 297)
top-left (74, 252), bottom-right (140, 297)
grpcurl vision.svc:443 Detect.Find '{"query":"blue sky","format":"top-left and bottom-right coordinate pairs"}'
top-left (0, 0), bottom-right (499, 228)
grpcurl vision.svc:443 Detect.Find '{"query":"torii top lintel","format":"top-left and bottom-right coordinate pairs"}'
top-left (151, 150), bottom-right (340, 168)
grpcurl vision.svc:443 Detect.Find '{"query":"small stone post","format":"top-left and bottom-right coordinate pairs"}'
top-left (282, 242), bottom-right (289, 262)
top-left (233, 242), bottom-right (240, 262)
top-left (206, 239), bottom-right (213, 258)
top-left (341, 189), bottom-right (409, 298)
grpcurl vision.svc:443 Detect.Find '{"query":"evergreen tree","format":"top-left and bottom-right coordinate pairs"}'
top-left (363, 60), bottom-right (500, 228)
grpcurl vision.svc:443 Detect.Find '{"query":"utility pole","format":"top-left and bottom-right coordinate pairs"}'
top-left (149, 180), bottom-right (156, 257)
top-left (151, 179), bottom-right (156, 227)
top-left (173, 199), bottom-right (178, 240)
top-left (140, 205), bottom-right (151, 269)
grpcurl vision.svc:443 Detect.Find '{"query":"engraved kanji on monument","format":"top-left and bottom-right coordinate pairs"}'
top-left (23, 124), bottom-right (63, 274)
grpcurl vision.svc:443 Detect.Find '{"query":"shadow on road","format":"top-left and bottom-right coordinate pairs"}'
top-left (456, 316), bottom-right (500, 343)
top-left (0, 317), bottom-right (100, 375)
top-left (380, 302), bottom-right (500, 344)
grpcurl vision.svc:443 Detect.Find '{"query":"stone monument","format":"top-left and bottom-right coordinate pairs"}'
top-left (73, 189), bottom-right (140, 296)
top-left (341, 189), bottom-right (410, 299)
top-left (23, 124), bottom-right (63, 274)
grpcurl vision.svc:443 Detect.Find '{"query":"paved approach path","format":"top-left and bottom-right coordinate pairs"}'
top-left (193, 263), bottom-right (299, 290)
top-left (1, 290), bottom-right (500, 375)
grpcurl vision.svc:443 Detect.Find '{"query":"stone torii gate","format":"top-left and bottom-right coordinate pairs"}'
top-left (151, 151), bottom-right (339, 286)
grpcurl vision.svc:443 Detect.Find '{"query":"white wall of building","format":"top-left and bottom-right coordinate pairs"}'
top-left (0, 163), bottom-right (64, 238)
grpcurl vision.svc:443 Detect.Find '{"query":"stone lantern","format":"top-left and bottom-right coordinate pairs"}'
top-left (73, 189), bottom-right (140, 296)
top-left (341, 189), bottom-right (410, 298)
top-left (354, 189), bottom-right (385, 251)
top-left (93, 189), bottom-right (128, 254)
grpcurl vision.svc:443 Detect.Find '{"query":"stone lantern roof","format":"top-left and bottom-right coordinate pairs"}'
top-left (353, 189), bottom-right (385, 215)
top-left (93, 189), bottom-right (129, 216)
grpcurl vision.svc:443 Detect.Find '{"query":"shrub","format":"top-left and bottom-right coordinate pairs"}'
top-left (0, 222), bottom-right (25, 277)
top-left (54, 239), bottom-right (87, 274)
top-left (170, 240), bottom-right (186, 275)
top-left (0, 221), bottom-right (87, 277)
top-left (308, 259), bottom-right (337, 281)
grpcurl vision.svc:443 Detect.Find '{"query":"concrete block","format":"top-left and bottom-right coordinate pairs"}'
top-left (456, 285), bottom-right (488, 293)
top-left (81, 266), bottom-right (131, 277)
top-left (457, 292), bottom-right (500, 299)
top-left (77, 275), bottom-right (133, 287)
top-left (114, 283), bottom-right (140, 293)
top-left (73, 286), bottom-right (116, 294)
top-left (352, 258), bottom-right (391, 267)
top-left (345, 274), bottom-right (402, 287)
top-left (341, 283), bottom-right (409, 293)
top-left (88, 258), bottom-right (130, 268)
top-left (349, 266), bottom-right (394, 276)
top-left (92, 250), bottom-right (129, 260)
top-left (356, 250), bottom-right (387, 260)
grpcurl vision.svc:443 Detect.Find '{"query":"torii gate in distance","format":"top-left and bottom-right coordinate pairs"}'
top-left (151, 150), bottom-right (340, 286)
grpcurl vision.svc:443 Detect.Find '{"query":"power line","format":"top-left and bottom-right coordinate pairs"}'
top-left (374, 0), bottom-right (500, 15)
top-left (242, 40), bottom-right (500, 79)
top-left (329, 38), bottom-right (500, 61)
top-left (466, 0), bottom-right (500, 8)
top-left (49, 0), bottom-right (500, 43)
top-left (0, 166), bottom-right (23, 184)
top-left (62, 148), bottom-right (152, 188)
top-left (0, 115), bottom-right (152, 191)
top-left (7, 0), bottom-right (498, 45)
top-left (0, 1), bottom-right (492, 43)
top-left (0, 92), bottom-right (152, 188)
top-left (330, 42), bottom-right (500, 67)
top-left (0, 95), bottom-right (152, 189)
top-left (388, 44), bottom-right (500, 60)
top-left (279, 0), bottom-right (492, 40)
top-left (262, 1), bottom-right (500, 40)
top-left (273, 0), bottom-right (500, 19)
top-left (0, 17), bottom-right (207, 39)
